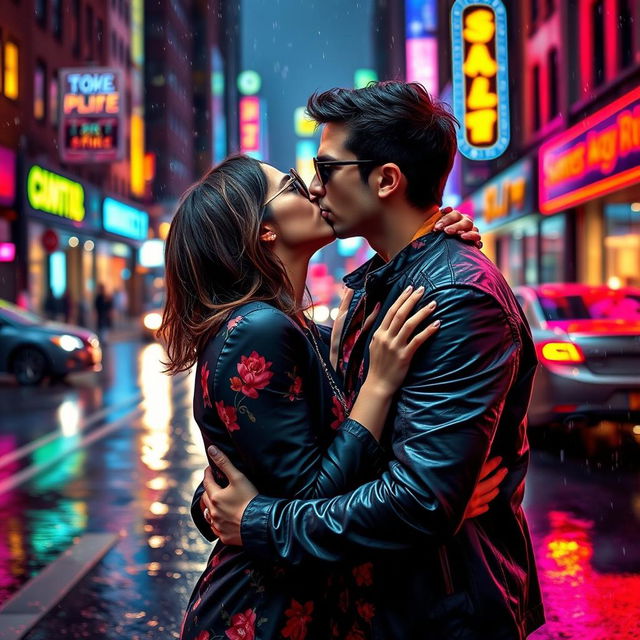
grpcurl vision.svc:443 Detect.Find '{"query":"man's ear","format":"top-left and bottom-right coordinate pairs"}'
top-left (375, 163), bottom-right (403, 200)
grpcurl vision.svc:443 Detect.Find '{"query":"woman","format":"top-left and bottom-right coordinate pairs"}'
top-left (159, 155), bottom-right (495, 640)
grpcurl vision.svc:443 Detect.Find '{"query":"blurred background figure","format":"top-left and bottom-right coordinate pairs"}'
top-left (94, 283), bottom-right (113, 334)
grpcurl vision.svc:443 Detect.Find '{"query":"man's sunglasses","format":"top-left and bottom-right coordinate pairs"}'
top-left (263, 168), bottom-right (310, 206)
top-left (313, 158), bottom-right (377, 186)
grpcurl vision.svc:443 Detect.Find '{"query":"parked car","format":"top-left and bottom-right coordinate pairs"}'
top-left (513, 284), bottom-right (640, 428)
top-left (0, 299), bottom-right (102, 385)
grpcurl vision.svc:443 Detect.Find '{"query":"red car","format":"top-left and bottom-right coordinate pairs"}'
top-left (513, 284), bottom-right (640, 429)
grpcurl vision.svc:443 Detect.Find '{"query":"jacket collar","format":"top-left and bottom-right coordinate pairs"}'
top-left (344, 230), bottom-right (443, 290)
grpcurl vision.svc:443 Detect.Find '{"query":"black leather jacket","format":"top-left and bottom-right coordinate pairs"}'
top-left (238, 232), bottom-right (545, 639)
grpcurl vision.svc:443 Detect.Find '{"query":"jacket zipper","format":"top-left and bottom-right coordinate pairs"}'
top-left (438, 545), bottom-right (454, 595)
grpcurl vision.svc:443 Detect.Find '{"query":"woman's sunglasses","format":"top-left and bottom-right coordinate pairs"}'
top-left (263, 168), bottom-right (311, 206)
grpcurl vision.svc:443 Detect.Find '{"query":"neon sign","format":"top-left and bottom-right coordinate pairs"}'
top-left (470, 157), bottom-right (534, 229)
top-left (0, 146), bottom-right (16, 206)
top-left (239, 96), bottom-right (264, 159)
top-left (405, 0), bottom-right (438, 95)
top-left (451, 0), bottom-right (510, 160)
top-left (103, 198), bottom-right (149, 241)
top-left (27, 165), bottom-right (85, 222)
top-left (539, 87), bottom-right (640, 214)
top-left (59, 68), bottom-right (125, 163)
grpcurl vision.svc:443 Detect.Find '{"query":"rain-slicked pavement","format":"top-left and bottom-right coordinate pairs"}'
top-left (0, 336), bottom-right (638, 639)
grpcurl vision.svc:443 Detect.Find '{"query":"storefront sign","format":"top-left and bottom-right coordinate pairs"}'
top-left (451, 0), bottom-right (510, 160)
top-left (0, 147), bottom-right (16, 207)
top-left (539, 87), bottom-right (640, 214)
top-left (59, 68), bottom-right (125, 163)
top-left (466, 157), bottom-right (534, 230)
top-left (102, 198), bottom-right (148, 241)
top-left (27, 165), bottom-right (85, 222)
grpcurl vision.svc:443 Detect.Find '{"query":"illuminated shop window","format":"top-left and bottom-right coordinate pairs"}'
top-left (3, 41), bottom-right (19, 100)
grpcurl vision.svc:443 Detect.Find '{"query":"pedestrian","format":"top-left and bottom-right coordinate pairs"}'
top-left (94, 283), bottom-right (112, 334)
top-left (44, 287), bottom-right (57, 320)
top-left (157, 153), bottom-right (490, 640)
top-left (200, 82), bottom-right (544, 640)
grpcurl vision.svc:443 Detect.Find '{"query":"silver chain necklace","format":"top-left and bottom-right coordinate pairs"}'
top-left (306, 324), bottom-right (350, 416)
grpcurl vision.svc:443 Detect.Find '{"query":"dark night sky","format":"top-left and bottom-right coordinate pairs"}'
top-left (241, 0), bottom-right (375, 171)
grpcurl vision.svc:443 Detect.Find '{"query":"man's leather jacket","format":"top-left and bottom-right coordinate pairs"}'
top-left (197, 232), bottom-right (545, 639)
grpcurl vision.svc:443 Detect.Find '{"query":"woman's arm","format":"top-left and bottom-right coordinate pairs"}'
top-left (189, 306), bottom-right (386, 541)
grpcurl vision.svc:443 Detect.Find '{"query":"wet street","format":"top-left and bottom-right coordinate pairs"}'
top-left (0, 335), bottom-right (638, 640)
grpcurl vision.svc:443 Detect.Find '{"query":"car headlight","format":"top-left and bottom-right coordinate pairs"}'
top-left (144, 312), bottom-right (163, 331)
top-left (51, 334), bottom-right (85, 352)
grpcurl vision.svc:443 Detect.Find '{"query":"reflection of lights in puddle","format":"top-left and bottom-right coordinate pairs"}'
top-left (537, 510), bottom-right (640, 638)
top-left (139, 344), bottom-right (172, 471)
top-left (147, 476), bottom-right (169, 490)
top-left (144, 524), bottom-right (154, 532)
top-left (148, 535), bottom-right (167, 548)
top-left (125, 611), bottom-right (146, 619)
top-left (147, 561), bottom-right (161, 571)
top-left (149, 501), bottom-right (169, 515)
top-left (58, 400), bottom-right (81, 436)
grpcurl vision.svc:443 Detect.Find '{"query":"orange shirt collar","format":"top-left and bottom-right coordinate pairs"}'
top-left (410, 206), bottom-right (441, 242)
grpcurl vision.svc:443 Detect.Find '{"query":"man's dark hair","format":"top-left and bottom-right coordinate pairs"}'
top-left (306, 81), bottom-right (458, 208)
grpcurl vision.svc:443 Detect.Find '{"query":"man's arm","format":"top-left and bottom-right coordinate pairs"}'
top-left (240, 287), bottom-right (521, 564)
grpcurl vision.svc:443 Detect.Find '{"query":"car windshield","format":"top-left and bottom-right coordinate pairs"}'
top-left (0, 300), bottom-right (42, 326)
top-left (538, 290), bottom-right (640, 321)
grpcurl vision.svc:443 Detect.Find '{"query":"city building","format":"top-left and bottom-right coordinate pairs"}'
top-left (0, 0), bottom-right (153, 321)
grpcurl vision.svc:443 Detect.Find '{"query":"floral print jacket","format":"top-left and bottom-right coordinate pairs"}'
top-left (183, 301), bottom-right (383, 640)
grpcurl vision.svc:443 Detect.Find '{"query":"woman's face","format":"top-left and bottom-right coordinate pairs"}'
top-left (261, 163), bottom-right (336, 255)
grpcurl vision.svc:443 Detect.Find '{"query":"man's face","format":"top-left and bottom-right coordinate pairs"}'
top-left (309, 123), bottom-right (380, 239)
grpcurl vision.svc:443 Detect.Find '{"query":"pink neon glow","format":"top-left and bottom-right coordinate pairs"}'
top-left (406, 37), bottom-right (438, 97)
top-left (539, 86), bottom-right (640, 213)
top-left (239, 97), bottom-right (261, 154)
top-left (0, 147), bottom-right (16, 207)
top-left (531, 510), bottom-right (640, 639)
top-left (0, 243), bottom-right (15, 262)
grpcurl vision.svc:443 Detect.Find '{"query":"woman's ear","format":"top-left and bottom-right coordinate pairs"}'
top-left (259, 224), bottom-right (277, 242)
top-left (376, 163), bottom-right (403, 200)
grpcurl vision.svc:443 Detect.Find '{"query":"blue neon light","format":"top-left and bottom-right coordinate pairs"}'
top-left (102, 197), bottom-right (149, 241)
top-left (451, 0), bottom-right (510, 160)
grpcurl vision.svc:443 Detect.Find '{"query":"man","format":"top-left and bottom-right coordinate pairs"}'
top-left (194, 82), bottom-right (544, 639)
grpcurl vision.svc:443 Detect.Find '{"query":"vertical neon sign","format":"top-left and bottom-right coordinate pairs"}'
top-left (405, 0), bottom-right (438, 95)
top-left (451, 0), bottom-right (510, 160)
top-left (239, 96), bottom-right (262, 159)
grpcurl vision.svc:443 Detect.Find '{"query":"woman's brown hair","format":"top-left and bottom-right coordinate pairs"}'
top-left (158, 155), bottom-right (298, 374)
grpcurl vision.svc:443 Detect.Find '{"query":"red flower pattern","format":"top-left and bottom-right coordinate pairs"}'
top-left (231, 351), bottom-right (274, 399)
top-left (201, 361), bottom-right (213, 408)
top-left (287, 376), bottom-right (303, 401)
top-left (215, 401), bottom-right (239, 432)
top-left (356, 600), bottom-right (375, 623)
top-left (281, 599), bottom-right (314, 640)
top-left (345, 625), bottom-right (366, 640)
top-left (352, 562), bottom-right (373, 586)
top-left (330, 395), bottom-right (346, 429)
top-left (196, 632), bottom-right (210, 640)
top-left (341, 328), bottom-right (361, 368)
top-left (225, 608), bottom-right (256, 640)
top-left (338, 588), bottom-right (350, 613)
